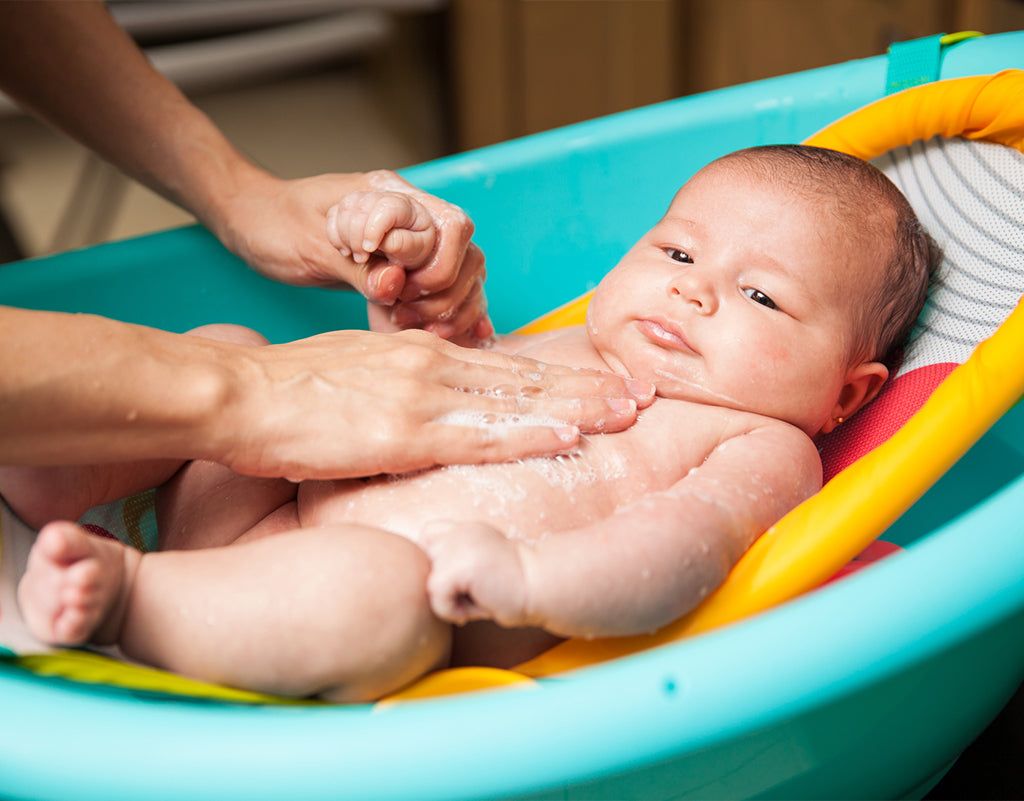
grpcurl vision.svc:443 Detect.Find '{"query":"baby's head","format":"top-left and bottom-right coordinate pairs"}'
top-left (586, 144), bottom-right (939, 437)
top-left (720, 145), bottom-right (937, 373)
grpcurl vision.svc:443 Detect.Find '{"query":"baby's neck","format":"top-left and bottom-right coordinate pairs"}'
top-left (498, 326), bottom-right (617, 376)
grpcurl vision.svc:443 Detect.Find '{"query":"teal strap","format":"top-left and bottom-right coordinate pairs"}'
top-left (885, 32), bottom-right (984, 95)
top-left (886, 34), bottom-right (947, 95)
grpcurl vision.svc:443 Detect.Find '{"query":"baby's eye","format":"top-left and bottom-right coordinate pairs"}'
top-left (744, 288), bottom-right (778, 310)
top-left (665, 248), bottom-right (693, 264)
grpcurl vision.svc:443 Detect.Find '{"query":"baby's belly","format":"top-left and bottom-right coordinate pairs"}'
top-left (298, 445), bottom-right (646, 543)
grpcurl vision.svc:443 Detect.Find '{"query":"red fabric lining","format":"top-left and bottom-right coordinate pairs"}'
top-left (818, 362), bottom-right (959, 483)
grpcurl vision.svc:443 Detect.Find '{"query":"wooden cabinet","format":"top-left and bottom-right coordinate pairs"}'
top-left (448, 0), bottom-right (1024, 150)
top-left (449, 0), bottom-right (680, 150)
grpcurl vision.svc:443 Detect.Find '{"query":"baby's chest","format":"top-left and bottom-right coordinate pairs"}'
top-left (578, 401), bottom-right (724, 499)
top-left (299, 402), bottom-right (729, 540)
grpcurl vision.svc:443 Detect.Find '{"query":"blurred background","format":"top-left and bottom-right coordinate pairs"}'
top-left (2, 0), bottom-right (1024, 264)
top-left (2, 1), bottom-right (1024, 797)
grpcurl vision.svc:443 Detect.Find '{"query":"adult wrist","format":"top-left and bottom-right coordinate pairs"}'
top-left (180, 336), bottom-right (262, 469)
top-left (176, 143), bottom-right (275, 247)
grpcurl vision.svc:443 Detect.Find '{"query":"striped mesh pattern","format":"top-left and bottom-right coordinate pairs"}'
top-left (874, 136), bottom-right (1024, 377)
top-left (819, 137), bottom-right (1024, 481)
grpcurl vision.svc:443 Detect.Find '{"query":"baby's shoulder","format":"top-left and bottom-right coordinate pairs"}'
top-left (492, 326), bottom-right (597, 365)
top-left (716, 413), bottom-right (822, 490)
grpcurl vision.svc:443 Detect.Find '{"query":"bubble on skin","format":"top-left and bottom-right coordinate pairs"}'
top-left (455, 385), bottom-right (561, 404)
top-left (438, 461), bottom-right (530, 538)
top-left (434, 205), bottom-right (470, 229)
top-left (526, 449), bottom-right (600, 493)
top-left (432, 411), bottom-right (570, 429)
top-left (516, 385), bottom-right (549, 400)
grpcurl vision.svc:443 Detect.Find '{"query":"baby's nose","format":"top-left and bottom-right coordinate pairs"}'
top-left (667, 270), bottom-right (717, 314)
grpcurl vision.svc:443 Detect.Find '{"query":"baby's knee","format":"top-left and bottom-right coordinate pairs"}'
top-left (186, 323), bottom-right (269, 347)
top-left (305, 530), bottom-right (452, 703)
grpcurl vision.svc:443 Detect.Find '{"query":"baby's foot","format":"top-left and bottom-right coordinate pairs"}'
top-left (17, 521), bottom-right (140, 647)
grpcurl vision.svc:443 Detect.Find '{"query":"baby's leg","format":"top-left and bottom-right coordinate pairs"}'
top-left (120, 524), bottom-right (450, 702)
top-left (17, 521), bottom-right (140, 646)
top-left (156, 460), bottom-right (298, 551)
top-left (0, 460), bottom-right (182, 531)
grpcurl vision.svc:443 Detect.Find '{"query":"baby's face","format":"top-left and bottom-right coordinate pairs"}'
top-left (586, 159), bottom-right (886, 436)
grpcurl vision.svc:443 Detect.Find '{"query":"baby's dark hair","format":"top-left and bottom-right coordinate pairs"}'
top-left (720, 144), bottom-right (942, 371)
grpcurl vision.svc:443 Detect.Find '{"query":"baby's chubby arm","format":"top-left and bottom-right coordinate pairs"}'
top-left (420, 421), bottom-right (822, 638)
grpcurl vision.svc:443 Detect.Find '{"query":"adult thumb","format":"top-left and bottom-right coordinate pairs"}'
top-left (351, 261), bottom-right (406, 304)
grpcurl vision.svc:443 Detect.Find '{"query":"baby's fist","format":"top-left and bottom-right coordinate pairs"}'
top-left (326, 190), bottom-right (437, 268)
top-left (417, 521), bottom-right (530, 627)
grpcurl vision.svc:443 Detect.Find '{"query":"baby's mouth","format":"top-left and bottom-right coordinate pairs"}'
top-left (638, 319), bottom-right (697, 354)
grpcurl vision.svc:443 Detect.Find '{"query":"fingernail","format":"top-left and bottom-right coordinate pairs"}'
top-left (555, 426), bottom-right (579, 443)
top-left (474, 316), bottom-right (495, 341)
top-left (425, 321), bottom-right (456, 340)
top-left (392, 307), bottom-right (421, 326)
top-left (626, 379), bottom-right (655, 399)
top-left (371, 269), bottom-right (402, 302)
top-left (605, 398), bottom-right (637, 414)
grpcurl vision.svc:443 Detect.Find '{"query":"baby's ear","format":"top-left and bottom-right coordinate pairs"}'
top-left (821, 361), bottom-right (889, 435)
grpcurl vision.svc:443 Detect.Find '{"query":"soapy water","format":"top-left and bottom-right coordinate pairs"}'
top-left (433, 410), bottom-right (571, 430)
top-left (433, 410), bottom-right (627, 483)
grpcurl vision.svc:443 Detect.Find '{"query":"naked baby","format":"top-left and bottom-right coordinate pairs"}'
top-left (8, 145), bottom-right (938, 702)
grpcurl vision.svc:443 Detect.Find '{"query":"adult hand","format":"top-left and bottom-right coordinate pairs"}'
top-left (0, 3), bottom-right (482, 338)
top-left (210, 328), bottom-right (654, 480)
top-left (323, 185), bottom-right (491, 343)
top-left (209, 169), bottom-right (487, 341)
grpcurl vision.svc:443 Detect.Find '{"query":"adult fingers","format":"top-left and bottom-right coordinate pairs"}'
top-left (433, 389), bottom-right (642, 436)
top-left (398, 197), bottom-right (474, 300)
top-left (426, 340), bottom-right (655, 408)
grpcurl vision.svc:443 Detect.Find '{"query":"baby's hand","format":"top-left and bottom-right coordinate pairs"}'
top-left (326, 190), bottom-right (437, 269)
top-left (417, 521), bottom-right (531, 628)
top-left (328, 173), bottom-right (490, 343)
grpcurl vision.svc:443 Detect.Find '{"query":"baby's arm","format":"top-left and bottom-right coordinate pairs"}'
top-left (422, 421), bottom-right (821, 638)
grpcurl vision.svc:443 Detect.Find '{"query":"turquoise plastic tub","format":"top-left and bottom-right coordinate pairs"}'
top-left (2, 31), bottom-right (1024, 801)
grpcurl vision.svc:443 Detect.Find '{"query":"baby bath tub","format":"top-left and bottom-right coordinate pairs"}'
top-left (2, 31), bottom-right (1024, 801)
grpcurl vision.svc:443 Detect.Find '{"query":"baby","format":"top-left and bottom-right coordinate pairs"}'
top-left (5, 145), bottom-right (938, 702)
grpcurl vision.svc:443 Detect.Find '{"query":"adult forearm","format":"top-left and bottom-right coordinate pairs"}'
top-left (0, 307), bottom-right (234, 466)
top-left (0, 1), bottom-right (263, 233)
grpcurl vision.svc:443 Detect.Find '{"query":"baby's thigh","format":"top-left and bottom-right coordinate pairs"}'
top-left (157, 461), bottom-right (297, 551)
top-left (0, 460), bottom-right (182, 531)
